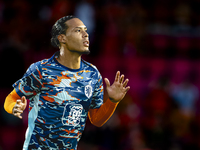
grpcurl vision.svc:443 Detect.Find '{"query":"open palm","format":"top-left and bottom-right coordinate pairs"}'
top-left (105, 71), bottom-right (130, 103)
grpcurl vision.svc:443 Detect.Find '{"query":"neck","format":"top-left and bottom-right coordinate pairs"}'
top-left (57, 47), bottom-right (82, 70)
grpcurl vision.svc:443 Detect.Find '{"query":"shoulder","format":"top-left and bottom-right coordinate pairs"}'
top-left (82, 59), bottom-right (102, 79)
top-left (82, 60), bottom-right (99, 72)
top-left (25, 58), bottom-right (50, 75)
top-left (26, 61), bottom-right (41, 74)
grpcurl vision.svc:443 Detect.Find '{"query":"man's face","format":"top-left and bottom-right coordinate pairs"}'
top-left (63, 18), bottom-right (89, 54)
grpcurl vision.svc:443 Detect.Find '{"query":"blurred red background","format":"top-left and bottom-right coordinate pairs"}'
top-left (1, 0), bottom-right (200, 149)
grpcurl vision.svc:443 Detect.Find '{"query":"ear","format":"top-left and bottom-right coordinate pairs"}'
top-left (57, 34), bottom-right (66, 44)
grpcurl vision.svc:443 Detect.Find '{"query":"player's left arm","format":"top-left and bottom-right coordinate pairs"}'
top-left (88, 71), bottom-right (130, 127)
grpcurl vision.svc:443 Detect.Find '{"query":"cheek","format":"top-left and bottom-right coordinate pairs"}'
top-left (66, 36), bottom-right (82, 49)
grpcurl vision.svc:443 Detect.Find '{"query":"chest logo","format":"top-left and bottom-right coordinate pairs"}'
top-left (85, 85), bottom-right (93, 99)
top-left (62, 103), bottom-right (83, 126)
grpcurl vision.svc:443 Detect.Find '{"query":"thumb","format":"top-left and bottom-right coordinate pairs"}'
top-left (21, 96), bottom-right (27, 111)
top-left (104, 78), bottom-right (110, 87)
top-left (21, 96), bottom-right (27, 104)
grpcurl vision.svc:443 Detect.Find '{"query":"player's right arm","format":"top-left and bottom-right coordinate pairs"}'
top-left (4, 62), bottom-right (42, 119)
top-left (4, 89), bottom-right (27, 119)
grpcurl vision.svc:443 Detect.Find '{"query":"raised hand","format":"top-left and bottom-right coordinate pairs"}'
top-left (104, 71), bottom-right (130, 103)
top-left (12, 96), bottom-right (27, 119)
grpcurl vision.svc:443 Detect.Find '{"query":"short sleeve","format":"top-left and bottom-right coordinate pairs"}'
top-left (90, 72), bottom-right (103, 109)
top-left (12, 62), bottom-right (43, 100)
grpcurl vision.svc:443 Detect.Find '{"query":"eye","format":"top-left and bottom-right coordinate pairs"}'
top-left (76, 30), bottom-right (81, 32)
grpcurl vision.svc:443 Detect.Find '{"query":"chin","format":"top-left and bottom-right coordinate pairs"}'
top-left (70, 48), bottom-right (90, 55)
top-left (82, 49), bottom-right (90, 55)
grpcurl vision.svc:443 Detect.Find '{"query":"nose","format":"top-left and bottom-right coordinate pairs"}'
top-left (83, 31), bottom-right (89, 38)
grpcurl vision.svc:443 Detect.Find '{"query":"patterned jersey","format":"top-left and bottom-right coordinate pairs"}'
top-left (13, 52), bottom-right (103, 150)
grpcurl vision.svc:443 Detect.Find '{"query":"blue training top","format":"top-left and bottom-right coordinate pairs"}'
top-left (13, 52), bottom-right (103, 150)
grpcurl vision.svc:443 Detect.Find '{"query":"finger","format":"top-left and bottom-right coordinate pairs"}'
top-left (123, 79), bottom-right (129, 87)
top-left (115, 71), bottom-right (120, 82)
top-left (13, 108), bottom-right (23, 114)
top-left (16, 99), bottom-right (21, 104)
top-left (14, 113), bottom-right (22, 119)
top-left (18, 115), bottom-right (22, 119)
top-left (13, 108), bottom-right (23, 118)
top-left (120, 74), bottom-right (124, 84)
top-left (14, 104), bottom-right (22, 109)
top-left (125, 86), bottom-right (130, 92)
top-left (104, 78), bottom-right (110, 87)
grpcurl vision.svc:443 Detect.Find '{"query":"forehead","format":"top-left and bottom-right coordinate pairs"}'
top-left (65, 18), bottom-right (86, 29)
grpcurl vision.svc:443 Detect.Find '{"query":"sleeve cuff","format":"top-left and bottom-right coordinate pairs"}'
top-left (107, 98), bottom-right (119, 106)
top-left (6, 102), bottom-right (16, 114)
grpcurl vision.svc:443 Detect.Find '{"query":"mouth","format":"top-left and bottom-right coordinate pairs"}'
top-left (83, 41), bottom-right (89, 47)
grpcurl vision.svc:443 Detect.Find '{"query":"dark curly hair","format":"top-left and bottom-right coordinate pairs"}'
top-left (51, 15), bottom-right (76, 48)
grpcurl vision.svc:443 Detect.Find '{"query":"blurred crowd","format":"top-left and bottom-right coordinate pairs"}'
top-left (1, 0), bottom-right (200, 149)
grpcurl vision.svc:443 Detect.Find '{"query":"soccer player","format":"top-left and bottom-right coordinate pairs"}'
top-left (4, 15), bottom-right (130, 150)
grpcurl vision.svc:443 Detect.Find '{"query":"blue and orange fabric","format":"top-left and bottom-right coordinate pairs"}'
top-left (4, 52), bottom-right (118, 150)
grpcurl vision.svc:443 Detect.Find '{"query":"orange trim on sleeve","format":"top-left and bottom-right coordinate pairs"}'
top-left (88, 99), bottom-right (119, 127)
top-left (4, 89), bottom-right (21, 114)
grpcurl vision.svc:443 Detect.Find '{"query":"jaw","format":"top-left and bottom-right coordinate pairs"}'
top-left (68, 48), bottom-right (90, 55)
top-left (63, 39), bottom-right (90, 55)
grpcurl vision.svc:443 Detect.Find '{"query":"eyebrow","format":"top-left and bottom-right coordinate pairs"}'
top-left (74, 26), bottom-right (87, 30)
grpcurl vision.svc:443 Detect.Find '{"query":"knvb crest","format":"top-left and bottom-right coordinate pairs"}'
top-left (85, 85), bottom-right (93, 99)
